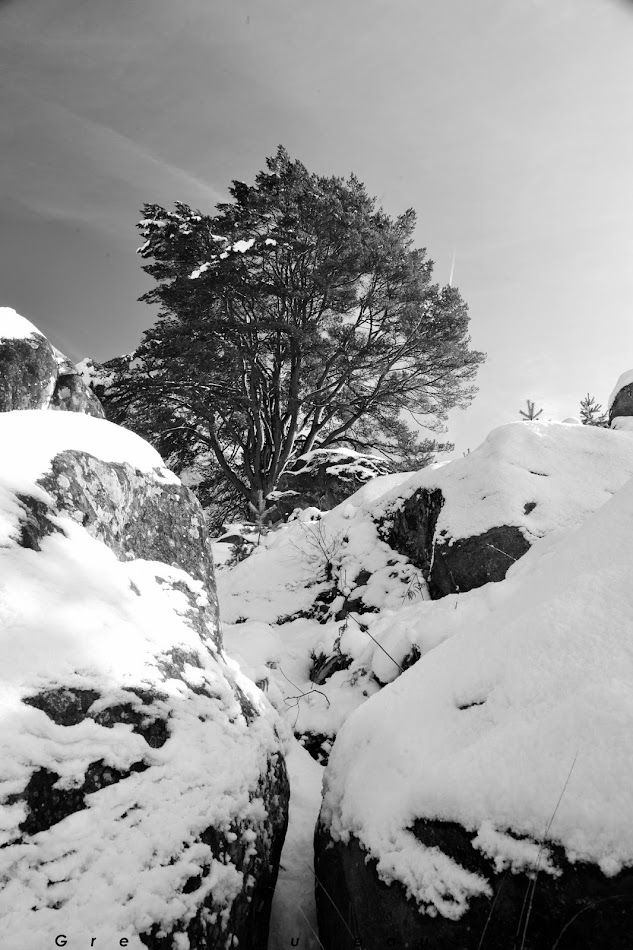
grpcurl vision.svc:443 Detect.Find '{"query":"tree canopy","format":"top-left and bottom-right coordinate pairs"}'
top-left (99, 147), bottom-right (485, 523)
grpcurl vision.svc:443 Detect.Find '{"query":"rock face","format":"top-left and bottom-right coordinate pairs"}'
top-left (314, 822), bottom-right (633, 950)
top-left (0, 318), bottom-right (288, 949)
top-left (610, 383), bottom-right (633, 426)
top-left (0, 328), bottom-right (58, 412)
top-left (0, 307), bottom-right (104, 417)
top-left (382, 485), bottom-right (531, 598)
top-left (50, 346), bottom-right (106, 417)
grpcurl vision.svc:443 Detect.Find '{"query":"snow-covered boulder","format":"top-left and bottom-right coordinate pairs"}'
top-left (0, 307), bottom-right (104, 418)
top-left (275, 448), bottom-right (392, 519)
top-left (378, 421), bottom-right (633, 597)
top-left (315, 470), bottom-right (633, 950)
top-left (608, 369), bottom-right (633, 428)
top-left (0, 409), bottom-right (288, 949)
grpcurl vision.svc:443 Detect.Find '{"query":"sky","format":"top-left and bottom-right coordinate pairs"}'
top-left (1, 0), bottom-right (633, 456)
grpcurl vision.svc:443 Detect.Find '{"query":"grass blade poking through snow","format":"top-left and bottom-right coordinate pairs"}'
top-left (516, 751), bottom-right (579, 950)
top-left (297, 903), bottom-right (328, 950)
top-left (309, 860), bottom-right (361, 946)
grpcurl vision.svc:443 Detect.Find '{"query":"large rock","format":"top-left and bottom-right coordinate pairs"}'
top-left (275, 449), bottom-right (392, 519)
top-left (0, 307), bottom-right (104, 417)
top-left (377, 421), bottom-right (633, 598)
top-left (608, 370), bottom-right (633, 428)
top-left (315, 469), bottom-right (633, 950)
top-left (383, 485), bottom-right (530, 598)
top-left (0, 407), bottom-right (288, 948)
top-left (314, 822), bottom-right (633, 950)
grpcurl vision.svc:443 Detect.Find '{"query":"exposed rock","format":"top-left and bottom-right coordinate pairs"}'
top-left (431, 525), bottom-right (530, 596)
top-left (297, 732), bottom-right (334, 766)
top-left (0, 308), bottom-right (105, 417)
top-left (0, 330), bottom-right (58, 412)
top-left (0, 402), bottom-right (288, 948)
top-left (314, 821), bottom-right (633, 950)
top-left (310, 650), bottom-right (353, 686)
top-left (382, 485), bottom-right (530, 597)
top-left (608, 372), bottom-right (633, 426)
top-left (36, 449), bottom-right (219, 629)
top-left (139, 752), bottom-right (288, 950)
top-left (50, 349), bottom-right (106, 418)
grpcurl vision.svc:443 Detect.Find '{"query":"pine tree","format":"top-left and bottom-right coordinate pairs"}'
top-left (579, 393), bottom-right (609, 427)
top-left (99, 147), bottom-right (485, 521)
top-left (520, 399), bottom-right (543, 421)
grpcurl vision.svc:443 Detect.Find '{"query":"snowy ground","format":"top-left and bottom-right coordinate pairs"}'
top-left (268, 738), bottom-right (324, 950)
top-left (215, 419), bottom-right (633, 939)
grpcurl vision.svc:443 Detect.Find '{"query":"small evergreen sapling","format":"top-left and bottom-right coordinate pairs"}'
top-left (520, 399), bottom-right (543, 421)
top-left (579, 393), bottom-right (609, 427)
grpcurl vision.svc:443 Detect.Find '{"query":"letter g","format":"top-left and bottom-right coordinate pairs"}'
top-left (55, 938), bottom-right (68, 948)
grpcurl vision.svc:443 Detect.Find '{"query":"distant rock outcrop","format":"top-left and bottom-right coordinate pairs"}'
top-left (0, 315), bottom-right (288, 949)
top-left (0, 307), bottom-right (104, 417)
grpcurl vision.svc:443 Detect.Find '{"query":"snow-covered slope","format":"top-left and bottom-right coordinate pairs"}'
top-left (319, 468), bottom-right (633, 914)
top-left (218, 474), bottom-right (426, 748)
top-left (375, 420), bottom-right (633, 544)
top-left (212, 418), bottom-right (633, 946)
top-left (219, 422), bottom-right (633, 747)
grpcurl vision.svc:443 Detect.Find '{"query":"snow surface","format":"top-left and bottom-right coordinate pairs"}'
top-left (0, 307), bottom-right (45, 341)
top-left (0, 531), bottom-right (277, 948)
top-left (268, 739), bottom-right (325, 950)
top-left (4, 402), bottom-right (628, 941)
top-left (287, 448), bottom-right (391, 482)
top-left (608, 368), bottom-right (633, 410)
top-left (320, 472), bottom-right (633, 917)
top-left (373, 420), bottom-right (633, 546)
top-left (213, 420), bottom-right (633, 933)
top-left (611, 416), bottom-right (633, 431)
top-left (188, 237), bottom-right (258, 278)
top-left (219, 423), bottom-right (633, 739)
top-left (232, 238), bottom-right (255, 253)
top-left (217, 486), bottom-right (426, 741)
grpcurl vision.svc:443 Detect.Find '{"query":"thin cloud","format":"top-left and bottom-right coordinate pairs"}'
top-left (1, 85), bottom-right (225, 236)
